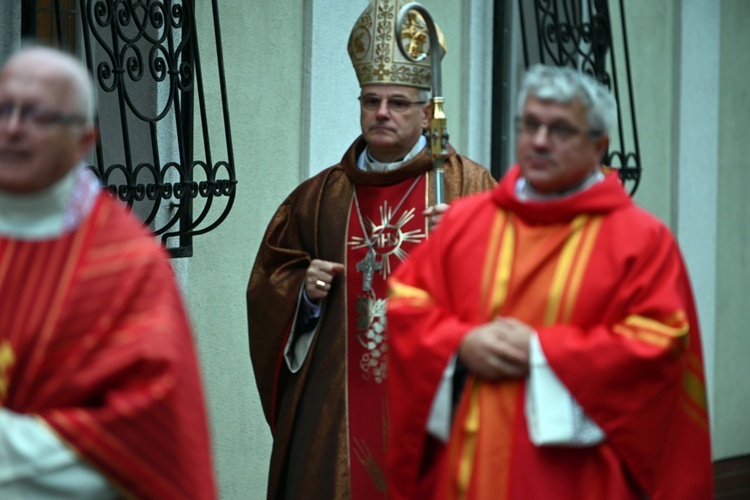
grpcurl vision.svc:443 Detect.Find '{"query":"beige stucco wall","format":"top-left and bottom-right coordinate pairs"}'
top-left (621, 0), bottom-right (679, 222)
top-left (426, 0), bottom-right (468, 156)
top-left (0, 3), bottom-right (20, 56)
top-left (714, 0), bottom-right (750, 460)
top-left (187, 1), bottom-right (304, 497)
top-left (617, 0), bottom-right (750, 462)
top-left (622, 0), bottom-right (750, 461)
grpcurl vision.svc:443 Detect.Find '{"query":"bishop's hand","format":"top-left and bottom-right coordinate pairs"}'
top-left (424, 203), bottom-right (450, 232)
top-left (305, 259), bottom-right (345, 301)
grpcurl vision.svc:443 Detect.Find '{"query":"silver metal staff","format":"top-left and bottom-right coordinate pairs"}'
top-left (395, 2), bottom-right (448, 204)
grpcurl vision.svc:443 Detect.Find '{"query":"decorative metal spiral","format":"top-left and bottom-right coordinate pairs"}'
top-left (80, 0), bottom-right (236, 256)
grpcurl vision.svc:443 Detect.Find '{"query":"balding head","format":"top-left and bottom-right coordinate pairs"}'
top-left (0, 46), bottom-right (97, 193)
top-left (4, 46), bottom-right (96, 125)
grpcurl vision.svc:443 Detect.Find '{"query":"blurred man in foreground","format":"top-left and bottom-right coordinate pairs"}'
top-left (0, 46), bottom-right (216, 499)
top-left (387, 64), bottom-right (713, 499)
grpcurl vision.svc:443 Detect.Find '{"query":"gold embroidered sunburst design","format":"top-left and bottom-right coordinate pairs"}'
top-left (348, 200), bottom-right (427, 280)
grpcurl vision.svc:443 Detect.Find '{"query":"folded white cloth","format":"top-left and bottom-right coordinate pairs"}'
top-left (0, 408), bottom-right (116, 499)
top-left (525, 334), bottom-right (605, 447)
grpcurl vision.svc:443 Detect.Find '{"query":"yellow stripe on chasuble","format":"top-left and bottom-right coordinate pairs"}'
top-left (456, 382), bottom-right (481, 499)
top-left (453, 211), bottom-right (517, 499)
top-left (0, 340), bottom-right (15, 402)
top-left (683, 367), bottom-right (707, 412)
top-left (452, 214), bottom-right (604, 499)
top-left (612, 313), bottom-right (689, 351)
top-left (481, 211), bottom-right (514, 318)
top-left (0, 242), bottom-right (17, 391)
top-left (453, 379), bottom-right (519, 500)
top-left (388, 279), bottom-right (433, 306)
top-left (545, 215), bottom-right (602, 325)
top-left (682, 352), bottom-right (709, 430)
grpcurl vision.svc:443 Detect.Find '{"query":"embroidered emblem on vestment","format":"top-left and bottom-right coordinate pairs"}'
top-left (0, 340), bottom-right (16, 402)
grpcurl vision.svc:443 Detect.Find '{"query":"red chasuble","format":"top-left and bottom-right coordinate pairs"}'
top-left (346, 175), bottom-right (428, 498)
top-left (386, 166), bottom-right (713, 500)
top-left (0, 194), bottom-right (216, 499)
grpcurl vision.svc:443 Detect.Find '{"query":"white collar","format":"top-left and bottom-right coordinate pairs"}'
top-left (0, 164), bottom-right (100, 240)
top-left (357, 135), bottom-right (427, 172)
top-left (516, 169), bottom-right (604, 202)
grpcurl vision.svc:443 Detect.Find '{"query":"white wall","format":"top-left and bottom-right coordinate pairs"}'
top-left (187, 1), bottom-right (305, 497)
top-left (674, 0), bottom-right (720, 433)
top-left (714, 0), bottom-right (750, 460)
top-left (303, 1), bottom-right (364, 177)
top-left (619, 0), bottom-right (750, 461)
top-left (0, 3), bottom-right (20, 57)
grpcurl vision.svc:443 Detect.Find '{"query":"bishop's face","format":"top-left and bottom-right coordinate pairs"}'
top-left (359, 84), bottom-right (430, 163)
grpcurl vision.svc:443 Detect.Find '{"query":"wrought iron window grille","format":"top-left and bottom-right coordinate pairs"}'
top-left (21, 0), bottom-right (237, 258)
top-left (494, 0), bottom-right (641, 195)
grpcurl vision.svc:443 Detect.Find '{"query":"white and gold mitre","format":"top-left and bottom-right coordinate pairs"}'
top-left (348, 0), bottom-right (447, 90)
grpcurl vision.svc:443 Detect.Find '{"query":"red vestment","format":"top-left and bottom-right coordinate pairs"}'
top-left (247, 136), bottom-right (495, 499)
top-left (0, 193), bottom-right (217, 499)
top-left (387, 166), bottom-right (713, 500)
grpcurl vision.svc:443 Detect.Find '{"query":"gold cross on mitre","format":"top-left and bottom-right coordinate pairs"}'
top-left (348, 0), bottom-right (445, 90)
top-left (401, 12), bottom-right (428, 58)
top-left (0, 340), bottom-right (15, 401)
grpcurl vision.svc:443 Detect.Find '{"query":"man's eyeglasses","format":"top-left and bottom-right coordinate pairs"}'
top-left (358, 95), bottom-right (427, 113)
top-left (0, 101), bottom-right (87, 130)
top-left (515, 116), bottom-right (600, 143)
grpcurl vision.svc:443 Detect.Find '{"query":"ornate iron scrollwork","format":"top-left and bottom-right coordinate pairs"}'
top-left (78, 0), bottom-right (237, 257)
top-left (21, 0), bottom-right (236, 257)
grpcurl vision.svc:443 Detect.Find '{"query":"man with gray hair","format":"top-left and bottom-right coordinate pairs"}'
top-left (0, 46), bottom-right (216, 498)
top-left (386, 64), bottom-right (713, 499)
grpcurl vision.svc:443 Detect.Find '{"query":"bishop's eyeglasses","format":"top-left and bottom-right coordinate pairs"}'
top-left (0, 101), bottom-right (87, 130)
top-left (358, 94), bottom-right (427, 113)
